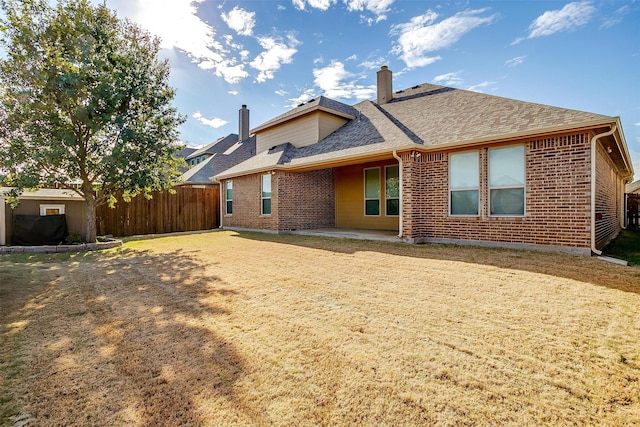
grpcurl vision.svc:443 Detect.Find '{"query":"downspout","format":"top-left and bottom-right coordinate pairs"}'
top-left (590, 124), bottom-right (617, 255)
top-left (392, 150), bottom-right (403, 239)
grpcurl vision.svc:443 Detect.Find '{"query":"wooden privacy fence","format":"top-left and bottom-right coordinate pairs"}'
top-left (97, 186), bottom-right (219, 237)
top-left (628, 193), bottom-right (639, 229)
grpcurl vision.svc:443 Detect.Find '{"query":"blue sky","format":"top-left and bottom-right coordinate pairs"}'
top-left (104, 1), bottom-right (638, 179)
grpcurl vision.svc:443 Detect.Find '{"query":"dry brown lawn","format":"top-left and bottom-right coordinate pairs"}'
top-left (1, 230), bottom-right (639, 426)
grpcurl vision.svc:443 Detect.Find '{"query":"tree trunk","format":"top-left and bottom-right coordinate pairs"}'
top-left (85, 195), bottom-right (97, 243)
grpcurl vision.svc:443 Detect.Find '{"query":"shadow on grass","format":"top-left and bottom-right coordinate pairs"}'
top-left (602, 229), bottom-right (640, 266)
top-left (232, 231), bottom-right (640, 295)
top-left (0, 247), bottom-right (264, 426)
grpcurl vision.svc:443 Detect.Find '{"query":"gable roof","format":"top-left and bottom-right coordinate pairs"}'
top-left (186, 134), bottom-right (240, 160)
top-left (252, 96), bottom-right (358, 133)
top-left (215, 83), bottom-right (626, 180)
top-left (179, 135), bottom-right (256, 185)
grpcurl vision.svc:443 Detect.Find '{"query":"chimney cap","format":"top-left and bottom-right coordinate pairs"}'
top-left (380, 65), bottom-right (388, 70)
top-left (241, 104), bottom-right (247, 109)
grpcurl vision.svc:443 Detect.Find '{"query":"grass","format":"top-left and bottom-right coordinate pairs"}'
top-left (603, 229), bottom-right (640, 265)
top-left (1, 230), bottom-right (639, 426)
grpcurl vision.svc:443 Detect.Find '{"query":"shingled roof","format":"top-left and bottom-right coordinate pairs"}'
top-left (179, 135), bottom-right (256, 185)
top-left (252, 96), bottom-right (358, 133)
top-left (215, 82), bottom-right (620, 180)
top-left (380, 83), bottom-right (613, 146)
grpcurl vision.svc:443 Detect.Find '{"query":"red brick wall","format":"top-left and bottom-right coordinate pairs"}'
top-left (277, 169), bottom-right (335, 230)
top-left (221, 174), bottom-right (278, 230)
top-left (401, 132), bottom-right (593, 251)
top-left (221, 169), bottom-right (335, 231)
top-left (595, 142), bottom-right (623, 248)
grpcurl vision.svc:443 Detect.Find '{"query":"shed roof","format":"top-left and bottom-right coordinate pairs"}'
top-left (0, 187), bottom-right (83, 200)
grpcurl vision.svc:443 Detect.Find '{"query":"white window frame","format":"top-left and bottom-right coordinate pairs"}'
top-left (449, 151), bottom-right (480, 216)
top-left (225, 180), bottom-right (233, 215)
top-left (385, 165), bottom-right (399, 217)
top-left (40, 204), bottom-right (65, 216)
top-left (364, 167), bottom-right (381, 216)
top-left (261, 173), bottom-right (272, 216)
top-left (488, 145), bottom-right (526, 217)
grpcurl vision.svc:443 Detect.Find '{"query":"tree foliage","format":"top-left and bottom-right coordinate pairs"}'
top-left (0, 0), bottom-right (185, 242)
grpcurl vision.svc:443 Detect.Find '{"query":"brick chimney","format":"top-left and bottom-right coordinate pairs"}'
top-left (239, 104), bottom-right (249, 142)
top-left (376, 66), bottom-right (393, 105)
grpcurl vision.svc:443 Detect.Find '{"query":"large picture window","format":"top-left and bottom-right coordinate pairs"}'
top-left (364, 168), bottom-right (380, 216)
top-left (261, 173), bottom-right (272, 215)
top-left (225, 180), bottom-right (233, 215)
top-left (385, 165), bottom-right (399, 216)
top-left (489, 145), bottom-right (525, 215)
top-left (449, 151), bottom-right (479, 215)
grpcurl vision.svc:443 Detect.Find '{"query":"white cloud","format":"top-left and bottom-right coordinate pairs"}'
top-left (391, 9), bottom-right (496, 68)
top-left (635, 122), bottom-right (640, 127)
top-left (467, 81), bottom-right (496, 92)
top-left (314, 56), bottom-right (324, 65)
top-left (292, 0), bottom-right (337, 11)
top-left (228, 90), bottom-right (239, 95)
top-left (514, 1), bottom-right (596, 44)
top-left (344, 0), bottom-right (395, 23)
top-left (104, 0), bottom-right (251, 84)
top-left (193, 112), bottom-right (228, 128)
top-left (601, 5), bottom-right (630, 29)
top-left (275, 89), bottom-right (289, 96)
top-left (250, 34), bottom-right (300, 83)
top-left (221, 6), bottom-right (256, 36)
top-left (312, 60), bottom-right (376, 100)
top-left (359, 56), bottom-right (386, 70)
top-left (505, 55), bottom-right (526, 67)
top-left (345, 54), bottom-right (358, 61)
top-left (433, 71), bottom-right (463, 86)
top-left (288, 89), bottom-right (317, 107)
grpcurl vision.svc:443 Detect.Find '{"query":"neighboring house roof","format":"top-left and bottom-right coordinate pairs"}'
top-left (178, 146), bottom-right (197, 159)
top-left (216, 83), bottom-right (629, 180)
top-left (0, 187), bottom-right (83, 200)
top-left (186, 134), bottom-right (240, 161)
top-left (627, 180), bottom-right (640, 194)
top-left (179, 135), bottom-right (256, 185)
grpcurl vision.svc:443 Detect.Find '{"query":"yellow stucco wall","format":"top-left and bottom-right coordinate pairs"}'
top-left (335, 161), bottom-right (399, 231)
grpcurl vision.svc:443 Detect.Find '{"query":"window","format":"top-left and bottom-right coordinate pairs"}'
top-left (40, 204), bottom-right (65, 215)
top-left (225, 181), bottom-right (233, 215)
top-left (261, 173), bottom-right (271, 215)
top-left (385, 165), bottom-right (399, 216)
top-left (489, 145), bottom-right (525, 215)
top-left (450, 151), bottom-right (479, 215)
top-left (364, 168), bottom-right (380, 215)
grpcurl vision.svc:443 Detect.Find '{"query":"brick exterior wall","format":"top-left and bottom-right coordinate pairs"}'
top-left (277, 169), bottom-right (335, 230)
top-left (221, 169), bottom-right (335, 231)
top-left (595, 142), bottom-right (623, 248)
top-left (221, 173), bottom-right (278, 230)
top-left (223, 130), bottom-right (627, 254)
top-left (402, 132), bottom-right (594, 251)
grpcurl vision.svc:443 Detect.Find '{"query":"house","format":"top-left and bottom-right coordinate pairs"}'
top-left (0, 187), bottom-right (86, 245)
top-left (626, 180), bottom-right (640, 229)
top-left (215, 66), bottom-right (634, 255)
top-left (178, 105), bottom-right (256, 187)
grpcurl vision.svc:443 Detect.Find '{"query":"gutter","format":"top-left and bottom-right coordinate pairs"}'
top-left (392, 150), bottom-right (403, 238)
top-left (590, 124), bottom-right (617, 256)
top-left (216, 118), bottom-right (623, 182)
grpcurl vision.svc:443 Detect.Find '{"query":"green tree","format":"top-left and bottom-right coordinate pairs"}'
top-left (0, 0), bottom-right (185, 243)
